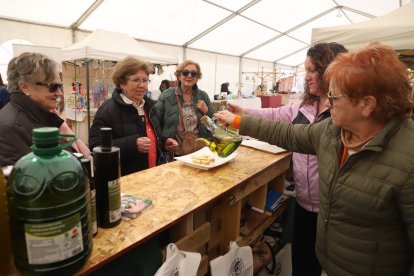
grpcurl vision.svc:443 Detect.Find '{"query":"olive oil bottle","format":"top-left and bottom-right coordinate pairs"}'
top-left (6, 127), bottom-right (92, 274)
top-left (199, 115), bottom-right (242, 158)
top-left (93, 127), bottom-right (121, 228)
top-left (81, 158), bottom-right (98, 237)
top-left (0, 168), bottom-right (13, 275)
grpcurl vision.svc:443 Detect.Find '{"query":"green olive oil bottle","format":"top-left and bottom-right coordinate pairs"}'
top-left (6, 127), bottom-right (93, 274)
top-left (0, 168), bottom-right (13, 275)
top-left (93, 127), bottom-right (122, 228)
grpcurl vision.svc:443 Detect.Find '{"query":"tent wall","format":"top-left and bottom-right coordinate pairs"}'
top-left (0, 18), bottom-right (72, 47)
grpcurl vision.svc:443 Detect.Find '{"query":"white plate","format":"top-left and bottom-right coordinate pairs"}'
top-left (241, 139), bottom-right (286, 154)
top-left (174, 147), bottom-right (238, 170)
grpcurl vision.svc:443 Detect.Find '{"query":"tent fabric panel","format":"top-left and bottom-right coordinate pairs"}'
top-left (312, 2), bottom-right (414, 50)
top-left (61, 29), bottom-right (178, 64)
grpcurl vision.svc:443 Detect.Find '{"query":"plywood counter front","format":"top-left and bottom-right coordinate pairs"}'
top-left (79, 146), bottom-right (291, 274)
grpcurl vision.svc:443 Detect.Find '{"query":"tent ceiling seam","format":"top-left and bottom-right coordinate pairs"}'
top-left (183, 0), bottom-right (261, 47)
top-left (239, 7), bottom-right (339, 58)
top-left (70, 0), bottom-right (105, 29)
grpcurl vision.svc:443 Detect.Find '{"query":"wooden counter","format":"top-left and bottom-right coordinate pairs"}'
top-left (80, 146), bottom-right (290, 274)
top-left (8, 146), bottom-right (291, 275)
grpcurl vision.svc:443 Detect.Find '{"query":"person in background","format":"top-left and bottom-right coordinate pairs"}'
top-left (220, 82), bottom-right (231, 95)
top-left (89, 56), bottom-right (178, 276)
top-left (155, 59), bottom-right (215, 156)
top-left (215, 42), bottom-right (414, 276)
top-left (0, 73), bottom-right (10, 109)
top-left (0, 52), bottom-right (90, 167)
top-left (89, 56), bottom-right (178, 176)
top-left (227, 42), bottom-right (347, 276)
top-left (159, 79), bottom-right (171, 92)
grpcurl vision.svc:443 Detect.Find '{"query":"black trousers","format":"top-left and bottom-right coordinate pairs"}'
top-left (292, 201), bottom-right (322, 276)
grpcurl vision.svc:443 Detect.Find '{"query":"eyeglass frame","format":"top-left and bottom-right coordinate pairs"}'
top-left (327, 90), bottom-right (343, 105)
top-left (128, 78), bottom-right (151, 85)
top-left (181, 70), bottom-right (198, 78)
top-left (35, 82), bottom-right (63, 92)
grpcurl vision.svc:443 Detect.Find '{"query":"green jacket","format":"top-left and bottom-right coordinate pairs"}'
top-left (240, 116), bottom-right (414, 276)
top-left (155, 84), bottom-right (215, 139)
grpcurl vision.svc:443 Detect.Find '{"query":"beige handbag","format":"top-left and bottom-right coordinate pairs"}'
top-left (175, 90), bottom-right (204, 155)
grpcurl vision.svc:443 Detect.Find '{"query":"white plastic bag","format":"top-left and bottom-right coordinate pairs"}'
top-left (210, 241), bottom-right (253, 276)
top-left (155, 243), bottom-right (201, 276)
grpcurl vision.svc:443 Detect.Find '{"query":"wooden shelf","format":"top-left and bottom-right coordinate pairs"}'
top-left (236, 203), bottom-right (286, 247)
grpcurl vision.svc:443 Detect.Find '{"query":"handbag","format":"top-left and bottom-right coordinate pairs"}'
top-left (175, 90), bottom-right (204, 155)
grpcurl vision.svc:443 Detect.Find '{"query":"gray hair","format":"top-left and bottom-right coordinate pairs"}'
top-left (7, 52), bottom-right (58, 93)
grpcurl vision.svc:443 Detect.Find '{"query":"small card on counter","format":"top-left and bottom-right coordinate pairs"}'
top-left (121, 193), bottom-right (152, 220)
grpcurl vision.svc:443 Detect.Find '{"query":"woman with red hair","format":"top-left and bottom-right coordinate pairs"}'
top-left (215, 42), bottom-right (414, 275)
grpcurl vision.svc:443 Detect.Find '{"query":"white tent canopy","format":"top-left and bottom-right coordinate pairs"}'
top-left (61, 29), bottom-right (177, 64)
top-left (312, 1), bottom-right (414, 50)
top-left (0, 0), bottom-right (412, 95)
top-left (0, 0), bottom-right (411, 67)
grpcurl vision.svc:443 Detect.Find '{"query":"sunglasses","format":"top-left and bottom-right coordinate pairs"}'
top-left (327, 90), bottom-right (343, 105)
top-left (181, 70), bottom-right (198, 78)
top-left (36, 82), bottom-right (63, 92)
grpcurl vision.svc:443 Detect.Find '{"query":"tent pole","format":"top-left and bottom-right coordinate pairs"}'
top-left (86, 59), bottom-right (91, 139)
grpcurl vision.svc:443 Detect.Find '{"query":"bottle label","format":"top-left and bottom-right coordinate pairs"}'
top-left (108, 178), bottom-right (121, 223)
top-left (90, 189), bottom-right (98, 235)
top-left (24, 213), bottom-right (83, 265)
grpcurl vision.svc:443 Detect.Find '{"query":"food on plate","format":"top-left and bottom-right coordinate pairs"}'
top-left (191, 154), bottom-right (215, 165)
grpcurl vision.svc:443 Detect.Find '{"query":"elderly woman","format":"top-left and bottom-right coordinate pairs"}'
top-left (89, 56), bottom-right (177, 176)
top-left (155, 60), bottom-right (215, 156)
top-left (227, 42), bottom-right (347, 276)
top-left (0, 52), bottom-right (89, 167)
top-left (215, 42), bottom-right (414, 276)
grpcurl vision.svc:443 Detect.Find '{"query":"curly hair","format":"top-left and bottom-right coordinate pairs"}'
top-left (325, 42), bottom-right (413, 121)
top-left (7, 52), bottom-right (58, 93)
top-left (112, 56), bottom-right (153, 89)
top-left (302, 42), bottom-right (348, 105)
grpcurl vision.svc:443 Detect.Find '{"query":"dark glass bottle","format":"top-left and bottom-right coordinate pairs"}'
top-left (6, 127), bottom-right (92, 274)
top-left (80, 158), bottom-right (98, 237)
top-left (93, 127), bottom-right (121, 228)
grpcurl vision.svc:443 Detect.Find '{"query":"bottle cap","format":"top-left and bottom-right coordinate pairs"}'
top-left (32, 127), bottom-right (59, 148)
top-left (31, 127), bottom-right (77, 156)
top-left (100, 127), bottom-right (112, 149)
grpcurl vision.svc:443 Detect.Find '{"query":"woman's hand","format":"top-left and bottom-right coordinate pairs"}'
top-left (214, 110), bottom-right (236, 128)
top-left (196, 100), bottom-right (208, 114)
top-left (136, 137), bottom-right (151, 153)
top-left (227, 102), bottom-right (246, 115)
top-left (165, 138), bottom-right (178, 152)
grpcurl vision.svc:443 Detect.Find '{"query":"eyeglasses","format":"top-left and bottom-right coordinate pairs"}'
top-left (327, 90), bottom-right (343, 105)
top-left (35, 82), bottom-right (63, 92)
top-left (181, 70), bottom-right (198, 78)
top-left (129, 78), bottom-right (151, 85)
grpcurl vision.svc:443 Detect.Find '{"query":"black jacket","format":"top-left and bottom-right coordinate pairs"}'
top-left (0, 92), bottom-right (64, 166)
top-left (89, 89), bottom-right (165, 176)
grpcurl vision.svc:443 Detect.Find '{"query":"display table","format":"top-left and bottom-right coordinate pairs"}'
top-left (213, 97), bottom-right (262, 111)
top-left (8, 146), bottom-right (291, 275)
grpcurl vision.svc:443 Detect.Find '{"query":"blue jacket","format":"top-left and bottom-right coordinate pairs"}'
top-left (0, 86), bottom-right (10, 109)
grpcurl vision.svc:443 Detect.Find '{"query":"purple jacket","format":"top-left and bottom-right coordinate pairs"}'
top-left (246, 102), bottom-right (330, 212)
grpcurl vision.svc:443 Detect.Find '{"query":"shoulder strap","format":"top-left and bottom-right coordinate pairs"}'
top-left (175, 87), bottom-right (186, 132)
